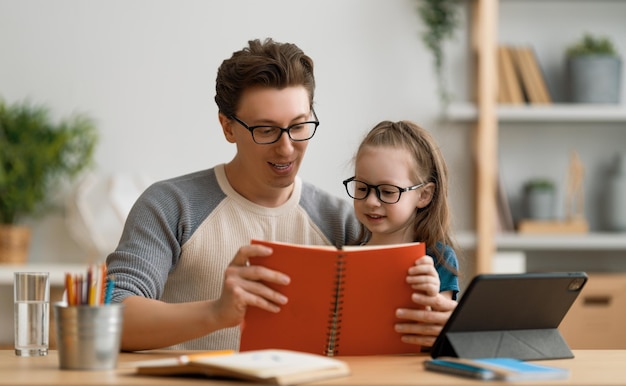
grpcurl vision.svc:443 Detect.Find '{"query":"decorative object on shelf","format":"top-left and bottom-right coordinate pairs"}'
top-left (518, 152), bottom-right (589, 234)
top-left (523, 178), bottom-right (556, 221)
top-left (0, 225), bottom-right (31, 265)
top-left (0, 98), bottom-right (98, 264)
top-left (564, 151), bottom-right (586, 224)
top-left (417, 0), bottom-right (460, 108)
top-left (566, 33), bottom-right (622, 104)
top-left (606, 152), bottom-right (626, 232)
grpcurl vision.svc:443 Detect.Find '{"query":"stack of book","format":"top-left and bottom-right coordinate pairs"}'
top-left (498, 45), bottom-right (552, 105)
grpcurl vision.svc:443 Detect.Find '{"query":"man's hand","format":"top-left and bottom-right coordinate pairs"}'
top-left (395, 292), bottom-right (457, 347)
top-left (211, 244), bottom-right (291, 330)
top-left (396, 255), bottom-right (457, 347)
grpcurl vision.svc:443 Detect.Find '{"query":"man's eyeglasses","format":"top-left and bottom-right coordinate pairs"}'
top-left (230, 110), bottom-right (319, 145)
top-left (342, 177), bottom-right (425, 204)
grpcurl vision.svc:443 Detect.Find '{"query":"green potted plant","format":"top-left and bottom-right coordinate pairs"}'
top-left (0, 98), bottom-right (98, 263)
top-left (524, 178), bottom-right (556, 221)
top-left (417, 0), bottom-right (460, 107)
top-left (565, 33), bottom-right (622, 104)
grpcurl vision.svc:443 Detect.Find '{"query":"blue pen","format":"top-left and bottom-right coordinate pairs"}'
top-left (104, 275), bottom-right (115, 304)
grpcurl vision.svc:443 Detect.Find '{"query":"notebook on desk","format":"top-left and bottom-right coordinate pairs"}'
top-left (431, 272), bottom-right (588, 361)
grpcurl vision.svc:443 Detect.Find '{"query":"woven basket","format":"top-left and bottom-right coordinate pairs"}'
top-left (0, 225), bottom-right (31, 264)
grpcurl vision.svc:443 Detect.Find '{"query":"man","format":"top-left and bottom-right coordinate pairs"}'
top-left (106, 38), bottom-right (455, 351)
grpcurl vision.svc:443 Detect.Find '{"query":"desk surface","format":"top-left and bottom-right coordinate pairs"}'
top-left (1, 350), bottom-right (626, 385)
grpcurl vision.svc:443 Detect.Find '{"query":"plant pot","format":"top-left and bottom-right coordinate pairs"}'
top-left (567, 55), bottom-right (622, 104)
top-left (525, 188), bottom-right (555, 220)
top-left (0, 225), bottom-right (31, 264)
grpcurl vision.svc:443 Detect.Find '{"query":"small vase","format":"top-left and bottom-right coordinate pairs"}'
top-left (0, 225), bottom-right (31, 264)
top-left (567, 55), bottom-right (622, 104)
top-left (525, 187), bottom-right (555, 220)
top-left (606, 153), bottom-right (626, 231)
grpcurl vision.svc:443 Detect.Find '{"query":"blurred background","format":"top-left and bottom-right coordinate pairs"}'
top-left (1, 0), bottom-right (626, 350)
top-left (0, 0), bottom-right (624, 268)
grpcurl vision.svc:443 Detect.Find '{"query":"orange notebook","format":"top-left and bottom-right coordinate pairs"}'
top-left (239, 239), bottom-right (425, 356)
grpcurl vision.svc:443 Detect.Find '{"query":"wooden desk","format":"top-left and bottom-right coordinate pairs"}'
top-left (1, 350), bottom-right (626, 385)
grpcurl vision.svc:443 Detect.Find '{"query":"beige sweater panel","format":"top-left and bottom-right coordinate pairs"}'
top-left (163, 165), bottom-right (329, 350)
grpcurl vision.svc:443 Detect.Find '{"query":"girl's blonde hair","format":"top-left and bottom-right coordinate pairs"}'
top-left (356, 120), bottom-right (458, 269)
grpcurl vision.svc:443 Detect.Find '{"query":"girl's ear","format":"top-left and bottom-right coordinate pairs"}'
top-left (416, 182), bottom-right (435, 209)
top-left (219, 113), bottom-right (236, 143)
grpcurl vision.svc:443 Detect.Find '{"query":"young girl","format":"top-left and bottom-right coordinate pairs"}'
top-left (343, 120), bottom-right (459, 347)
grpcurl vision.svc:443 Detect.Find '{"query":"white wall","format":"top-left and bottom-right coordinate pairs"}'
top-left (0, 0), bottom-right (473, 264)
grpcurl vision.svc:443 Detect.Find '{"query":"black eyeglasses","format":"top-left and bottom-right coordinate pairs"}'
top-left (230, 110), bottom-right (319, 145)
top-left (342, 177), bottom-right (425, 204)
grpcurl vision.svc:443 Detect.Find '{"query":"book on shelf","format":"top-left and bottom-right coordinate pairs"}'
top-left (510, 45), bottom-right (552, 105)
top-left (497, 46), bottom-right (509, 103)
top-left (497, 45), bottom-right (524, 105)
top-left (239, 239), bottom-right (424, 356)
top-left (495, 169), bottom-right (515, 233)
top-left (520, 46), bottom-right (552, 104)
top-left (133, 349), bottom-right (350, 386)
top-left (424, 357), bottom-right (569, 381)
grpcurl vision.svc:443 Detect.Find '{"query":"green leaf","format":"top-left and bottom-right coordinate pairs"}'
top-left (417, 0), bottom-right (460, 106)
top-left (0, 98), bottom-right (99, 224)
top-left (566, 33), bottom-right (618, 57)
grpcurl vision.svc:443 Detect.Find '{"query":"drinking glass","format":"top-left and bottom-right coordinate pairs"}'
top-left (14, 272), bottom-right (50, 356)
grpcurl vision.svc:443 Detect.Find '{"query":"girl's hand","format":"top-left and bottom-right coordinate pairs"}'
top-left (396, 254), bottom-right (456, 347)
top-left (406, 255), bottom-right (440, 297)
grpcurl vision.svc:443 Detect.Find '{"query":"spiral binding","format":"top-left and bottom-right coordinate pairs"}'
top-left (325, 252), bottom-right (346, 356)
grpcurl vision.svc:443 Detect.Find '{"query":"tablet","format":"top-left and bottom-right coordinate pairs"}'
top-left (430, 272), bottom-right (588, 360)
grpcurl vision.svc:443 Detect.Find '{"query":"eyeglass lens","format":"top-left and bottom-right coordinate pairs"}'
top-left (345, 180), bottom-right (402, 204)
top-left (252, 122), bottom-right (316, 144)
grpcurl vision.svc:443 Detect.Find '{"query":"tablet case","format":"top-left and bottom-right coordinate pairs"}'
top-left (431, 272), bottom-right (588, 361)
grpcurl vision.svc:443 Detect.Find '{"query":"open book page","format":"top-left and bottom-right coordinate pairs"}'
top-left (338, 244), bottom-right (423, 355)
top-left (133, 349), bottom-right (350, 385)
top-left (240, 240), bottom-right (424, 355)
top-left (242, 241), bottom-right (339, 355)
top-left (192, 349), bottom-right (348, 378)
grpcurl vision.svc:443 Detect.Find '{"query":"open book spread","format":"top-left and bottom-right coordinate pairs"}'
top-left (133, 349), bottom-right (350, 385)
top-left (240, 239), bottom-right (425, 356)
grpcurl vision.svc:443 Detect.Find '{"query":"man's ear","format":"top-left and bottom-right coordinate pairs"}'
top-left (417, 182), bottom-right (435, 209)
top-left (219, 113), bottom-right (236, 143)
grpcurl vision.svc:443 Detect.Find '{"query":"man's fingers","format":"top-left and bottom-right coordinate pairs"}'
top-left (229, 244), bottom-right (273, 266)
top-left (396, 307), bottom-right (451, 325)
top-left (222, 264), bottom-right (290, 314)
top-left (226, 264), bottom-right (290, 286)
top-left (400, 334), bottom-right (437, 347)
top-left (410, 292), bottom-right (457, 312)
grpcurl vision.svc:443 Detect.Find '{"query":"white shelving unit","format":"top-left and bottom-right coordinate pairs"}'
top-left (450, 100), bottom-right (626, 255)
top-left (448, 103), bottom-right (626, 123)
top-left (458, 0), bottom-right (626, 274)
top-left (0, 263), bottom-right (84, 286)
top-left (457, 231), bottom-right (626, 251)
